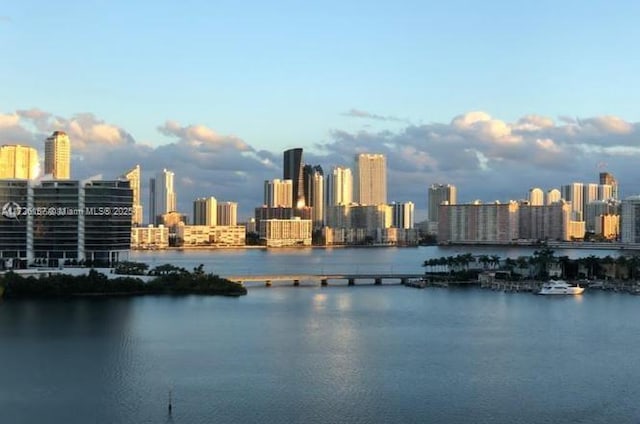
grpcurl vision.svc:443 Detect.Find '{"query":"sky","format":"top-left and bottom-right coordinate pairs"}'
top-left (2, 0), bottom-right (640, 221)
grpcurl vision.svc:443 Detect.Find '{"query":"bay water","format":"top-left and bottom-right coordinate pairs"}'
top-left (1, 246), bottom-right (638, 424)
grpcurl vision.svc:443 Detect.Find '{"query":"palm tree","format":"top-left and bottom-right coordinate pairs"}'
top-left (531, 247), bottom-right (555, 280)
top-left (478, 255), bottom-right (490, 270)
top-left (490, 255), bottom-right (501, 269)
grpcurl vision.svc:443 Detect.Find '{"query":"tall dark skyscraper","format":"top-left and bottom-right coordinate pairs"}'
top-left (283, 148), bottom-right (305, 208)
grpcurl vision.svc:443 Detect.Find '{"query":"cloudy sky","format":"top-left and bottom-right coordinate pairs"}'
top-left (2, 1), bottom-right (640, 220)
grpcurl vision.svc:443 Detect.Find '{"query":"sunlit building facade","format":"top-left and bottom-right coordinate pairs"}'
top-left (0, 145), bottom-right (40, 179)
top-left (122, 164), bottom-right (143, 226)
top-left (354, 153), bottom-right (386, 206)
top-left (44, 131), bottom-right (71, 179)
top-left (149, 169), bottom-right (176, 225)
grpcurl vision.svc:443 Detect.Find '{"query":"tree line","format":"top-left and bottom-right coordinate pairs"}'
top-left (0, 264), bottom-right (247, 298)
top-left (423, 248), bottom-right (640, 281)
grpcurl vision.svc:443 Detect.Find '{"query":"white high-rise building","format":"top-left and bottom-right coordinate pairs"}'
top-left (561, 183), bottom-right (584, 220)
top-left (122, 165), bottom-right (143, 226)
top-left (326, 166), bottom-right (353, 206)
top-left (217, 201), bottom-right (238, 226)
top-left (264, 179), bottom-right (293, 207)
top-left (0, 144), bottom-right (40, 179)
top-left (193, 197), bottom-right (217, 226)
top-left (546, 188), bottom-right (561, 205)
top-left (391, 201), bottom-right (415, 229)
top-left (44, 131), bottom-right (71, 179)
top-left (306, 169), bottom-right (324, 228)
top-left (149, 169), bottom-right (176, 225)
top-left (528, 188), bottom-right (544, 206)
top-left (354, 153), bottom-right (386, 205)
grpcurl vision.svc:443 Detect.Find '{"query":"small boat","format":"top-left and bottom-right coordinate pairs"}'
top-left (405, 278), bottom-right (426, 288)
top-left (538, 280), bottom-right (584, 295)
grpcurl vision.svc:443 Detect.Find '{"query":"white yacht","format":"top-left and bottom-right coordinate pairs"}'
top-left (538, 280), bottom-right (584, 295)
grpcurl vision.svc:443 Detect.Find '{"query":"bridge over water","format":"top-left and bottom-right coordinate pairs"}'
top-left (224, 273), bottom-right (426, 287)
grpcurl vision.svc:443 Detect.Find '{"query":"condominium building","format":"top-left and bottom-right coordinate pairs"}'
top-left (264, 179), bottom-right (293, 208)
top-left (528, 188), bottom-right (544, 206)
top-left (44, 131), bottom-right (71, 179)
top-left (149, 169), bottom-right (176, 224)
top-left (122, 164), bottom-right (143, 226)
top-left (428, 184), bottom-right (457, 221)
top-left (283, 148), bottom-right (305, 208)
top-left (518, 201), bottom-right (572, 241)
top-left (438, 201), bottom-right (519, 243)
top-left (259, 218), bottom-right (312, 247)
top-left (599, 172), bottom-right (618, 199)
top-left (354, 153), bottom-right (386, 205)
top-left (391, 201), bottom-right (415, 229)
top-left (621, 196), bottom-right (640, 243)
top-left (193, 197), bottom-right (217, 226)
top-left (0, 178), bottom-right (132, 267)
top-left (217, 201), bottom-right (238, 226)
top-left (0, 144), bottom-right (40, 179)
top-left (326, 166), bottom-right (353, 206)
top-left (584, 200), bottom-right (619, 232)
top-left (595, 215), bottom-right (620, 240)
top-left (428, 184), bottom-right (457, 234)
top-left (131, 225), bottom-right (169, 249)
top-left (176, 224), bottom-right (246, 247)
top-left (546, 188), bottom-right (561, 205)
top-left (303, 165), bottom-right (324, 228)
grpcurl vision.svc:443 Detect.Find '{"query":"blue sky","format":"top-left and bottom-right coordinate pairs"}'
top-left (2, 1), bottom-right (640, 219)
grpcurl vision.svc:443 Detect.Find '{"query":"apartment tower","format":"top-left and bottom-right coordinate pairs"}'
top-left (44, 131), bottom-right (71, 179)
top-left (354, 153), bottom-right (386, 205)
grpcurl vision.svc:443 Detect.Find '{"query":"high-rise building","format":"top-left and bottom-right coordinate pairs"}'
top-left (217, 201), bottom-right (238, 226)
top-left (303, 165), bottom-right (324, 228)
top-left (44, 131), bottom-right (71, 179)
top-left (283, 148), bottom-right (305, 208)
top-left (546, 188), bottom-right (561, 204)
top-left (354, 153), bottom-right (386, 205)
top-left (264, 179), bottom-right (293, 208)
top-left (621, 196), bottom-right (640, 243)
top-left (561, 183), bottom-right (584, 221)
top-left (428, 184), bottom-right (457, 223)
top-left (0, 144), bottom-right (40, 179)
top-left (122, 165), bottom-right (143, 226)
top-left (0, 178), bottom-right (132, 267)
top-left (599, 172), bottom-right (619, 200)
top-left (326, 166), bottom-right (353, 206)
top-left (193, 197), bottom-right (217, 226)
top-left (528, 188), bottom-right (544, 206)
top-left (391, 201), bottom-right (415, 229)
top-left (438, 201), bottom-right (519, 243)
top-left (149, 169), bottom-right (176, 225)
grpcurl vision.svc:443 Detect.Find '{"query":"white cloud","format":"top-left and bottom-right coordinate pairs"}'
top-left (3, 107), bottom-right (640, 217)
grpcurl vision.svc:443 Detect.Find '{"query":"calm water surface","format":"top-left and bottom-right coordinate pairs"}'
top-left (1, 247), bottom-right (638, 424)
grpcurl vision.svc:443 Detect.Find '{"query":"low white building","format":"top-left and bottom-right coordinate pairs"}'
top-left (131, 225), bottom-right (169, 249)
top-left (176, 224), bottom-right (246, 247)
top-left (259, 218), bottom-right (312, 247)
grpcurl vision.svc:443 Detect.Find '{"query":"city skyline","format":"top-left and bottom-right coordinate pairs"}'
top-left (3, 2), bottom-right (640, 219)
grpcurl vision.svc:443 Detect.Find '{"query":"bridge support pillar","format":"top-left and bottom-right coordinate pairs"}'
top-left (348, 278), bottom-right (355, 286)
top-left (265, 280), bottom-right (272, 287)
top-left (375, 278), bottom-right (382, 285)
top-left (321, 279), bottom-right (328, 287)
top-left (293, 279), bottom-right (300, 286)
top-left (401, 278), bottom-right (408, 285)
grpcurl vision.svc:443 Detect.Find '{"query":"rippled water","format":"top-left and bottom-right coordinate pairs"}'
top-left (1, 247), bottom-right (638, 424)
